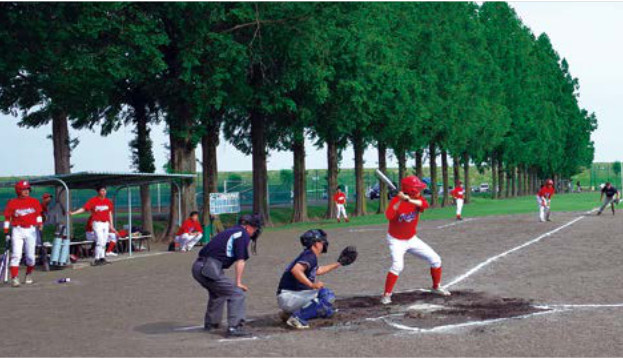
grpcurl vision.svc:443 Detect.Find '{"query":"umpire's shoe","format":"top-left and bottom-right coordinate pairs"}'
top-left (226, 324), bottom-right (252, 338)
top-left (204, 323), bottom-right (219, 332)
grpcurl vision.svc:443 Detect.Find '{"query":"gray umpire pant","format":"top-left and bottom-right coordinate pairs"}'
top-left (192, 257), bottom-right (246, 328)
top-left (598, 197), bottom-right (615, 214)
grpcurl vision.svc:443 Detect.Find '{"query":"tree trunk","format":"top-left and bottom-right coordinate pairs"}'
top-left (498, 160), bottom-right (505, 199)
top-left (453, 154), bottom-right (461, 185)
top-left (377, 142), bottom-right (388, 214)
top-left (517, 166), bottom-right (523, 196)
top-left (251, 110), bottom-right (271, 225)
top-left (52, 111), bottom-right (71, 216)
top-left (429, 143), bottom-right (438, 207)
top-left (325, 138), bottom-right (338, 219)
top-left (353, 133), bottom-right (366, 216)
top-left (505, 170), bottom-right (511, 198)
top-left (513, 167), bottom-right (518, 197)
top-left (441, 149), bottom-right (450, 207)
top-left (202, 119), bottom-right (222, 233)
top-left (491, 156), bottom-right (498, 200)
top-left (463, 152), bottom-right (470, 204)
top-left (131, 98), bottom-right (155, 238)
top-left (527, 167), bottom-right (533, 194)
top-left (291, 129), bottom-right (308, 222)
top-left (397, 149), bottom-right (407, 182)
top-left (415, 149), bottom-right (423, 178)
top-left (164, 121), bottom-right (198, 240)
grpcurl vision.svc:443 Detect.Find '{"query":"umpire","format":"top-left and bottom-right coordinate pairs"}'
top-left (597, 182), bottom-right (620, 216)
top-left (192, 214), bottom-right (263, 337)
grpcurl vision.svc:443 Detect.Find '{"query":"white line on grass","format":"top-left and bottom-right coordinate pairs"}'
top-left (443, 215), bottom-right (586, 289)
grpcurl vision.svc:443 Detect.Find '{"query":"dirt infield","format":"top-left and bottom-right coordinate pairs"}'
top-left (1, 208), bottom-right (623, 356)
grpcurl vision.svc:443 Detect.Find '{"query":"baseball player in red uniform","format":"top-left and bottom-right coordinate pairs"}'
top-left (3, 180), bottom-right (43, 287)
top-left (450, 181), bottom-right (465, 220)
top-left (174, 211), bottom-right (203, 252)
top-left (333, 187), bottom-right (349, 223)
top-left (381, 176), bottom-right (450, 304)
top-left (537, 179), bottom-right (555, 222)
top-left (71, 185), bottom-right (116, 265)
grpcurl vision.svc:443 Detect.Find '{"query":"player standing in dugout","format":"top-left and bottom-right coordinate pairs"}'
top-left (597, 182), bottom-right (620, 216)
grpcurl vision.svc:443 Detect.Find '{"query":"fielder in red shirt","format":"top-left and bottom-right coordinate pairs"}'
top-left (3, 180), bottom-right (43, 287)
top-left (450, 181), bottom-right (465, 220)
top-left (536, 179), bottom-right (555, 222)
top-left (175, 211), bottom-right (203, 252)
top-left (71, 185), bottom-right (116, 266)
top-left (333, 187), bottom-right (349, 223)
top-left (381, 176), bottom-right (450, 304)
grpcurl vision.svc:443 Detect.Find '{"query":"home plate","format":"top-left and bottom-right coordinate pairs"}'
top-left (407, 303), bottom-right (445, 312)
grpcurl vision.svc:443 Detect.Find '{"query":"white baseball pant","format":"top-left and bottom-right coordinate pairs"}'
top-left (336, 204), bottom-right (348, 219)
top-left (10, 226), bottom-right (37, 267)
top-left (92, 221), bottom-right (110, 260)
top-left (175, 233), bottom-right (203, 251)
top-left (537, 197), bottom-right (550, 222)
top-left (86, 231), bottom-right (116, 242)
top-left (277, 289), bottom-right (319, 313)
top-left (386, 234), bottom-right (441, 275)
top-left (456, 198), bottom-right (464, 217)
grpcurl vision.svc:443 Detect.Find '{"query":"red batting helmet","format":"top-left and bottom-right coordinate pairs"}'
top-left (401, 175), bottom-right (427, 196)
top-left (546, 179), bottom-right (554, 186)
top-left (15, 180), bottom-right (31, 194)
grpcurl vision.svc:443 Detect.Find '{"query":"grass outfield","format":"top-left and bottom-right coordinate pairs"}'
top-left (226, 191), bottom-right (603, 232)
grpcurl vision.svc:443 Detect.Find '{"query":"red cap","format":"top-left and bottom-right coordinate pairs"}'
top-left (401, 176), bottom-right (427, 196)
top-left (546, 179), bottom-right (554, 186)
top-left (42, 193), bottom-right (52, 199)
top-left (15, 180), bottom-right (31, 195)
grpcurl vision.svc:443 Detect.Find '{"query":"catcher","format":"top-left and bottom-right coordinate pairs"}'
top-left (276, 229), bottom-right (357, 329)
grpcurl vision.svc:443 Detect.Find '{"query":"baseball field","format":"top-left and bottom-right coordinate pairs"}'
top-left (1, 194), bottom-right (621, 357)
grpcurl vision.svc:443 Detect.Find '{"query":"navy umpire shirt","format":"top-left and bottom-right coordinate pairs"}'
top-left (198, 225), bottom-right (250, 269)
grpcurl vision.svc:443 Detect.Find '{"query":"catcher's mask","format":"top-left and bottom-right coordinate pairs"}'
top-left (300, 229), bottom-right (329, 253)
top-left (239, 214), bottom-right (263, 255)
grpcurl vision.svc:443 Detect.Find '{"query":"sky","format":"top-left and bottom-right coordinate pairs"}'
top-left (1, 2), bottom-right (621, 176)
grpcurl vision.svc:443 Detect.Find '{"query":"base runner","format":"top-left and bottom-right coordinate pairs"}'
top-left (333, 186), bottom-right (349, 223)
top-left (537, 179), bottom-right (555, 222)
top-left (276, 229), bottom-right (357, 329)
top-left (381, 176), bottom-right (451, 305)
top-left (3, 180), bottom-right (43, 287)
top-left (450, 181), bottom-right (465, 220)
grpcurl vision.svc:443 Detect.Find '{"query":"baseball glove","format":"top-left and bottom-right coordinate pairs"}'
top-left (614, 198), bottom-right (620, 205)
top-left (337, 246), bottom-right (358, 266)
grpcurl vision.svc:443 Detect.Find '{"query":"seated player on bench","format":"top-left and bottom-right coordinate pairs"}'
top-left (276, 229), bottom-right (357, 329)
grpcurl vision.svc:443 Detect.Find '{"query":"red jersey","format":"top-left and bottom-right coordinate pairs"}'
top-left (176, 218), bottom-right (203, 236)
top-left (385, 196), bottom-right (429, 240)
top-left (450, 186), bottom-right (465, 200)
top-left (333, 192), bottom-right (346, 205)
top-left (537, 186), bottom-right (555, 200)
top-left (4, 197), bottom-right (43, 227)
top-left (83, 197), bottom-right (114, 222)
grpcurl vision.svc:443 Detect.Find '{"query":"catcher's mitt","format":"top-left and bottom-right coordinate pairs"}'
top-left (337, 246), bottom-right (358, 266)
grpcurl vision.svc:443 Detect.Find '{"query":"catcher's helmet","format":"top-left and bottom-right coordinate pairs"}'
top-left (300, 229), bottom-right (328, 253)
top-left (546, 179), bottom-right (554, 186)
top-left (401, 176), bottom-right (427, 196)
top-left (15, 180), bottom-right (31, 195)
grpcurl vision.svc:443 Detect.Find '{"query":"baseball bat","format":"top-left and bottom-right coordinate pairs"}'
top-left (374, 169), bottom-right (397, 191)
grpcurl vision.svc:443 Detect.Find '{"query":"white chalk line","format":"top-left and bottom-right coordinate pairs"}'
top-left (107, 251), bottom-right (172, 263)
top-left (436, 218), bottom-right (476, 229)
top-left (217, 336), bottom-right (260, 343)
top-left (443, 215), bottom-right (586, 289)
top-left (173, 325), bottom-right (203, 332)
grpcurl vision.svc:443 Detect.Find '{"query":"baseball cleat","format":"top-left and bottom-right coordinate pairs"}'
top-left (286, 316), bottom-right (310, 329)
top-left (596, 211), bottom-right (602, 216)
top-left (345, 218), bottom-right (350, 222)
top-left (11, 277), bottom-right (20, 287)
top-left (226, 325), bottom-right (252, 337)
top-left (380, 294), bottom-right (392, 305)
top-left (24, 274), bottom-right (33, 285)
top-left (106, 251), bottom-right (118, 257)
top-left (204, 323), bottom-right (219, 332)
top-left (431, 287), bottom-right (451, 297)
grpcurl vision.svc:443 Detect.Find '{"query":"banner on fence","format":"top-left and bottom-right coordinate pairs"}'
top-left (209, 192), bottom-right (241, 215)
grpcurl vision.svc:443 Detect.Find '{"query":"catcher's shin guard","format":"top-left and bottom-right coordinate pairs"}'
top-left (317, 288), bottom-right (336, 304)
top-left (292, 298), bottom-right (335, 325)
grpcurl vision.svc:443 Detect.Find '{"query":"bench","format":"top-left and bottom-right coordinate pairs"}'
top-left (116, 234), bottom-right (152, 253)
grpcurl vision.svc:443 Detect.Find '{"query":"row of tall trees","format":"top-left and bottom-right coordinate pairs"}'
top-left (0, 3), bottom-right (596, 235)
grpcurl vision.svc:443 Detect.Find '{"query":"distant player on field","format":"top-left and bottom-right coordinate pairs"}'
top-left (333, 186), bottom-right (349, 223)
top-left (536, 179), bottom-right (555, 222)
top-left (450, 181), bottom-right (465, 221)
top-left (597, 182), bottom-right (619, 216)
